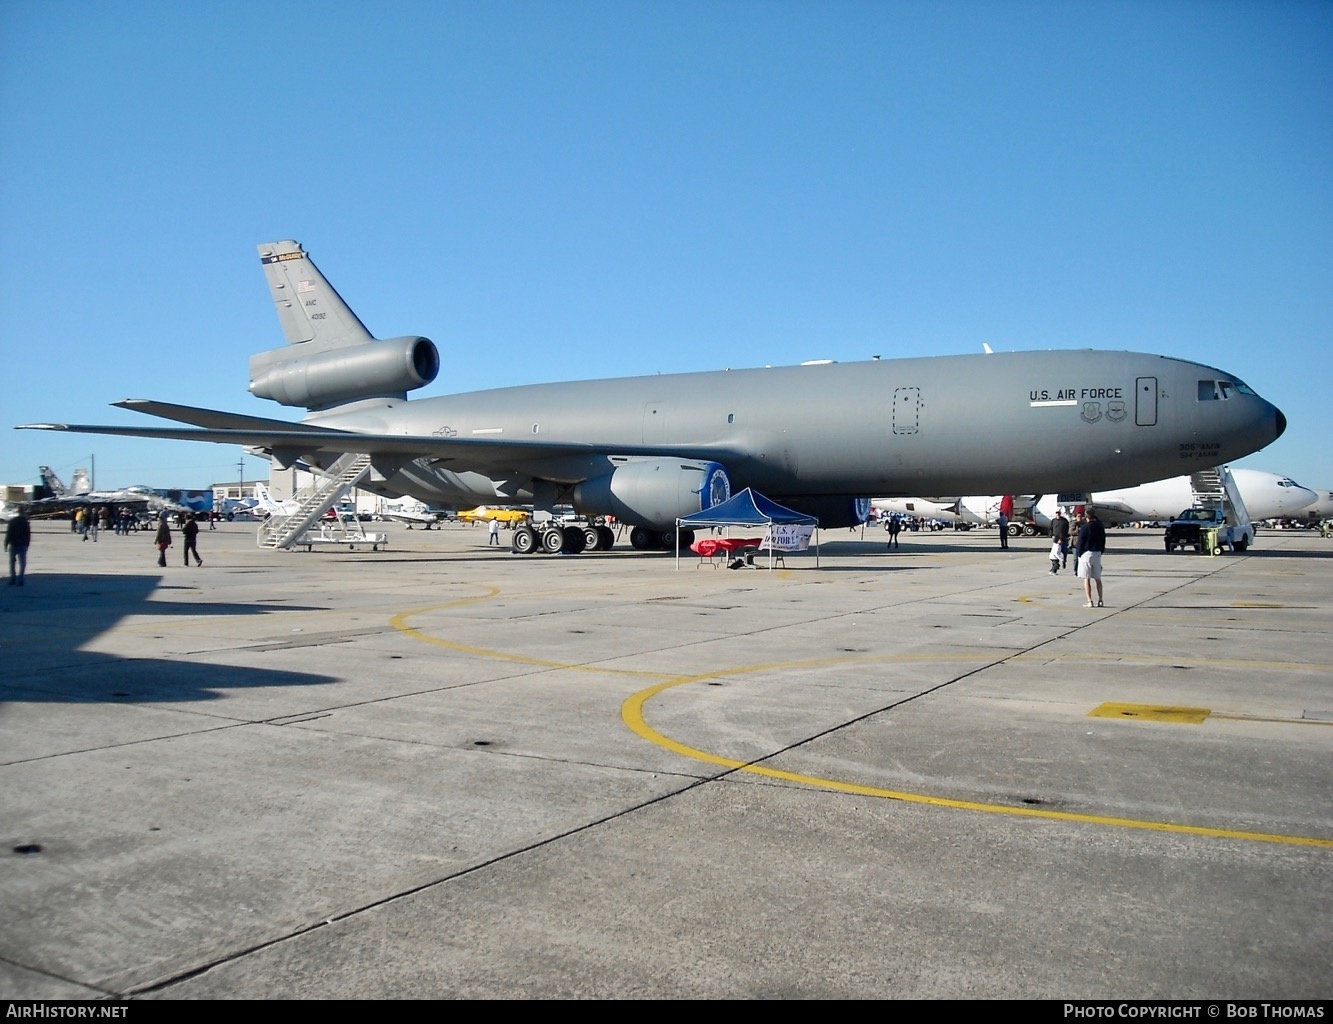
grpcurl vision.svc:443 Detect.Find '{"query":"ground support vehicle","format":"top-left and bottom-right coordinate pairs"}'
top-left (1164, 507), bottom-right (1254, 553)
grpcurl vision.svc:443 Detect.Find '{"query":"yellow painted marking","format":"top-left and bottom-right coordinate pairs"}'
top-left (1089, 702), bottom-right (1211, 724)
top-left (1231, 602), bottom-right (1284, 608)
top-left (622, 679), bottom-right (1332, 848)
top-left (392, 594), bottom-right (1333, 849)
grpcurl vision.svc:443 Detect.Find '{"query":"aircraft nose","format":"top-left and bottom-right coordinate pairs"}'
top-left (1275, 407), bottom-right (1287, 440)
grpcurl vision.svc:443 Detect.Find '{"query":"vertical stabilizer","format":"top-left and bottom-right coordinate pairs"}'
top-left (249, 240), bottom-right (439, 410)
top-left (257, 241), bottom-right (372, 351)
top-left (39, 466), bottom-right (68, 497)
top-left (70, 469), bottom-right (92, 495)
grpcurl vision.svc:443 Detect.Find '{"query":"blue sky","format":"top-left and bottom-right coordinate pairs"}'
top-left (2, 1), bottom-right (1329, 492)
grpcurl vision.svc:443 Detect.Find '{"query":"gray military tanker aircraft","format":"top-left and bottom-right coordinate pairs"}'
top-left (19, 240), bottom-right (1287, 554)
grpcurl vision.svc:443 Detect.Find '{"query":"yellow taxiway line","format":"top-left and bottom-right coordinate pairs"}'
top-left (392, 597), bottom-right (1333, 849)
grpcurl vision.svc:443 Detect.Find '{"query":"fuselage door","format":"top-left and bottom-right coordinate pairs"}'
top-left (892, 387), bottom-right (920, 435)
top-left (1135, 377), bottom-right (1158, 426)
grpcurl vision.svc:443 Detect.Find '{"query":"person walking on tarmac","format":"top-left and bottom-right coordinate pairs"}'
top-left (154, 516), bottom-right (172, 568)
top-left (6, 510), bottom-right (31, 586)
top-left (996, 495), bottom-right (1015, 550)
top-left (182, 513), bottom-right (203, 567)
top-left (1050, 509), bottom-right (1070, 571)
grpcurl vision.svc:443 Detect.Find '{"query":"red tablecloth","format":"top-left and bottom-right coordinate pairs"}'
top-left (690, 537), bottom-right (763, 558)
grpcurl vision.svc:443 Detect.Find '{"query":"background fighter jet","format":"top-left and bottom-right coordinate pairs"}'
top-left (19, 240), bottom-right (1287, 554)
top-left (25, 465), bottom-right (210, 518)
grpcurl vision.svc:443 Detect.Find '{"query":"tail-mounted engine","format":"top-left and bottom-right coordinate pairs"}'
top-left (572, 458), bottom-right (731, 528)
top-left (249, 336), bottom-right (440, 410)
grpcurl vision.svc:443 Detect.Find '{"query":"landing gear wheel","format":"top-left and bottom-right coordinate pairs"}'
top-left (541, 527), bottom-right (566, 554)
top-left (561, 526), bottom-right (587, 554)
top-left (596, 525), bottom-right (615, 551)
top-left (1023, 523), bottom-right (1038, 537)
top-left (582, 525), bottom-right (603, 551)
top-left (511, 525), bottom-right (537, 554)
top-left (629, 526), bottom-right (655, 550)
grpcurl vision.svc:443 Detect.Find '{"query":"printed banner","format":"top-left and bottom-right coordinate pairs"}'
top-left (762, 524), bottom-right (814, 551)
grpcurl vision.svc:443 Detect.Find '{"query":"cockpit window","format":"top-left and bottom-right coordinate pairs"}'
top-left (1198, 380), bottom-right (1235, 400)
top-left (1199, 378), bottom-right (1257, 400)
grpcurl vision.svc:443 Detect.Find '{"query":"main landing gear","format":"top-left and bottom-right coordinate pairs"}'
top-left (511, 522), bottom-right (619, 555)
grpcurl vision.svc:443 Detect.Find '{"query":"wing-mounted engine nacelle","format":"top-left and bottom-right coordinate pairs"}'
top-left (249, 336), bottom-right (440, 409)
top-left (779, 495), bottom-right (871, 529)
top-left (572, 458), bottom-right (731, 528)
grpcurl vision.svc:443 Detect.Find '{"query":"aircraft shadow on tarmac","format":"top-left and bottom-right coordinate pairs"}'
top-left (0, 572), bottom-right (337, 704)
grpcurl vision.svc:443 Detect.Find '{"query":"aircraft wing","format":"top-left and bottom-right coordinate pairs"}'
top-left (17, 422), bottom-right (741, 470)
top-left (111, 399), bottom-right (332, 432)
top-left (1086, 499), bottom-right (1139, 518)
top-left (28, 494), bottom-right (117, 508)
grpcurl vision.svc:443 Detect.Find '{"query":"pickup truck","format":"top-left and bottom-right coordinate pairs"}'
top-left (1164, 507), bottom-right (1254, 553)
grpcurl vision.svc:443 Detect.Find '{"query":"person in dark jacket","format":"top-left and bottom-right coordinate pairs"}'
top-left (182, 513), bottom-right (203, 567)
top-left (6, 511), bottom-right (31, 585)
top-left (1076, 508), bottom-right (1107, 608)
top-left (1050, 509), bottom-right (1070, 570)
top-left (154, 518), bottom-right (172, 568)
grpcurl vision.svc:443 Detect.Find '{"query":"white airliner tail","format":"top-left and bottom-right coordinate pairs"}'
top-left (254, 483), bottom-right (299, 517)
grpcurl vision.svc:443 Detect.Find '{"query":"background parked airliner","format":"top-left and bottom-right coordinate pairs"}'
top-left (877, 470), bottom-right (1316, 532)
top-left (1069, 469), bottom-right (1317, 525)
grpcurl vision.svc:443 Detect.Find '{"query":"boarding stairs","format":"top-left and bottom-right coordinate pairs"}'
top-left (257, 453), bottom-right (376, 550)
top-left (1189, 464), bottom-right (1251, 529)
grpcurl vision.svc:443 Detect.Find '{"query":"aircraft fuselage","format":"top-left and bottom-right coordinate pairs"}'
top-left (307, 350), bottom-right (1284, 511)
